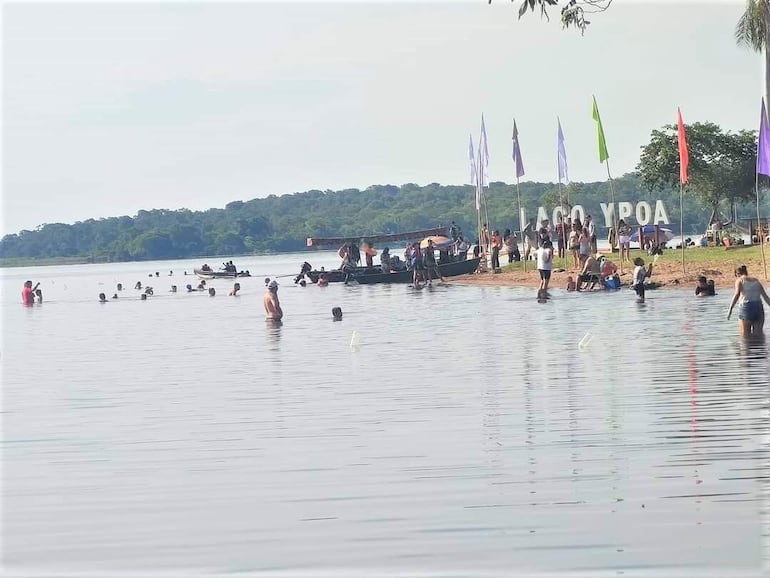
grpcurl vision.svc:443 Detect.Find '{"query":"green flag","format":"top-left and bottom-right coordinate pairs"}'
top-left (592, 95), bottom-right (609, 163)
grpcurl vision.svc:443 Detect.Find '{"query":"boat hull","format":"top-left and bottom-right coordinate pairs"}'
top-left (354, 257), bottom-right (481, 284)
top-left (194, 268), bottom-right (251, 279)
top-left (306, 268), bottom-right (367, 283)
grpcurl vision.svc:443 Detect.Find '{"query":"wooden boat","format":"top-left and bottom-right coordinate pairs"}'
top-left (305, 268), bottom-right (365, 283)
top-left (194, 268), bottom-right (251, 279)
top-left (354, 257), bottom-right (482, 284)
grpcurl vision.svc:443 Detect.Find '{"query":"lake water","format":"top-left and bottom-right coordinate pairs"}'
top-left (2, 252), bottom-right (769, 577)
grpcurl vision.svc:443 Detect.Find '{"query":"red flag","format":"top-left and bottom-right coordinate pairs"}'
top-left (677, 108), bottom-right (689, 185)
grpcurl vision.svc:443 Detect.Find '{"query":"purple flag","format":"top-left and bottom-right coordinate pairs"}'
top-left (557, 117), bottom-right (569, 184)
top-left (512, 120), bottom-right (525, 179)
top-left (758, 98), bottom-right (770, 177)
top-left (469, 134), bottom-right (477, 185)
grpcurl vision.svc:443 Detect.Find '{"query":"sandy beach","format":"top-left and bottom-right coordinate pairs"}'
top-left (451, 246), bottom-right (770, 291)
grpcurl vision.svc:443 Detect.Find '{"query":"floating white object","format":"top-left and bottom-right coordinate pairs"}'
top-left (350, 330), bottom-right (361, 349)
top-left (578, 332), bottom-right (593, 351)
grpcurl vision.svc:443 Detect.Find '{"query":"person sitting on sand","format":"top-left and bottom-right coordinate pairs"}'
top-left (578, 254), bottom-right (602, 291)
top-left (600, 257), bottom-right (617, 277)
top-left (632, 257), bottom-right (653, 303)
top-left (566, 276), bottom-right (576, 292)
top-left (695, 276), bottom-right (715, 297)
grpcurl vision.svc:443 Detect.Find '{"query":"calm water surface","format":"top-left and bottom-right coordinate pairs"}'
top-left (2, 252), bottom-right (769, 577)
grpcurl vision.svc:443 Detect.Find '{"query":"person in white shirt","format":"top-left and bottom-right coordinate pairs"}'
top-left (535, 240), bottom-right (554, 292)
top-left (632, 257), bottom-right (653, 303)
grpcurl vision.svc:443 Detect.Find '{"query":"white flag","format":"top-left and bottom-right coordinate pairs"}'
top-left (478, 114), bottom-right (489, 187)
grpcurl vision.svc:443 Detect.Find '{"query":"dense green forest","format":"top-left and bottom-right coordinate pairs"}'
top-left (1, 173), bottom-right (763, 263)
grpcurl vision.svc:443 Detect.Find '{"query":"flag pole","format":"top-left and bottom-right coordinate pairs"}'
top-left (512, 120), bottom-right (527, 272)
top-left (680, 180), bottom-right (686, 275)
top-left (591, 96), bottom-right (621, 274)
top-left (676, 108), bottom-right (689, 276)
top-left (516, 177), bottom-right (526, 272)
top-left (757, 172), bottom-right (768, 280)
top-left (604, 160), bottom-right (621, 274)
top-left (558, 181), bottom-right (567, 270)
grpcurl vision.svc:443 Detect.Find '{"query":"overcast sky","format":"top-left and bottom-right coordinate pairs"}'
top-left (1, 0), bottom-right (762, 236)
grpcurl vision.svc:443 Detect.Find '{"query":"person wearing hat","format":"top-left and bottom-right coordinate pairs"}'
top-left (264, 280), bottom-right (283, 320)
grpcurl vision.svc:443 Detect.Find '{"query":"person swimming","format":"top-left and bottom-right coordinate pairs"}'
top-left (695, 276), bottom-right (715, 297)
top-left (98, 293), bottom-right (107, 302)
top-left (332, 306), bottom-right (343, 320)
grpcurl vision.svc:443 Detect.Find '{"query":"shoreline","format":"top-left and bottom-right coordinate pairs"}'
top-left (449, 247), bottom-right (770, 292)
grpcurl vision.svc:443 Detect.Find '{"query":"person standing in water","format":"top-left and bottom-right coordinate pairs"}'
top-left (632, 257), bottom-right (653, 303)
top-left (534, 240), bottom-right (554, 293)
top-left (21, 280), bottom-right (39, 305)
top-left (727, 265), bottom-right (770, 337)
top-left (264, 280), bottom-right (283, 321)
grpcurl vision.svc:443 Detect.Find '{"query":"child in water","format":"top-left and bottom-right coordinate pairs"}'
top-left (632, 257), bottom-right (653, 303)
top-left (565, 276), bottom-right (576, 292)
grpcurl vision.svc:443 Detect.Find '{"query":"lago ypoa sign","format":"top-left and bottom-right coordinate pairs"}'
top-left (523, 200), bottom-right (670, 228)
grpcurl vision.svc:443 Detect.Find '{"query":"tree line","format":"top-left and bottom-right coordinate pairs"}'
top-left (0, 172), bottom-right (759, 264)
top-left (1, 118), bottom-right (763, 263)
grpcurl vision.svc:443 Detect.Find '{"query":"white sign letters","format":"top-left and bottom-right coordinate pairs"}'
top-left (520, 200), bottom-right (670, 228)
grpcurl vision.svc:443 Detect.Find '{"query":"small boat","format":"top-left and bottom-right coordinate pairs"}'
top-left (354, 257), bottom-right (482, 284)
top-left (194, 268), bottom-right (251, 279)
top-left (306, 267), bottom-right (367, 284)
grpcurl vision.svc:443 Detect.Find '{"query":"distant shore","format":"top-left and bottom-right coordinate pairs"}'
top-left (451, 245), bottom-right (770, 292)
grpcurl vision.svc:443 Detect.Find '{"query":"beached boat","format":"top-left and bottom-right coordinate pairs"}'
top-left (194, 268), bottom-right (251, 279)
top-left (354, 256), bottom-right (481, 284)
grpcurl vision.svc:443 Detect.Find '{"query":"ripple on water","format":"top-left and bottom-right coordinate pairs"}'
top-left (2, 261), bottom-right (769, 575)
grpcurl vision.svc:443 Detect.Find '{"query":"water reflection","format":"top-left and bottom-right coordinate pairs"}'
top-left (2, 262), bottom-right (770, 575)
